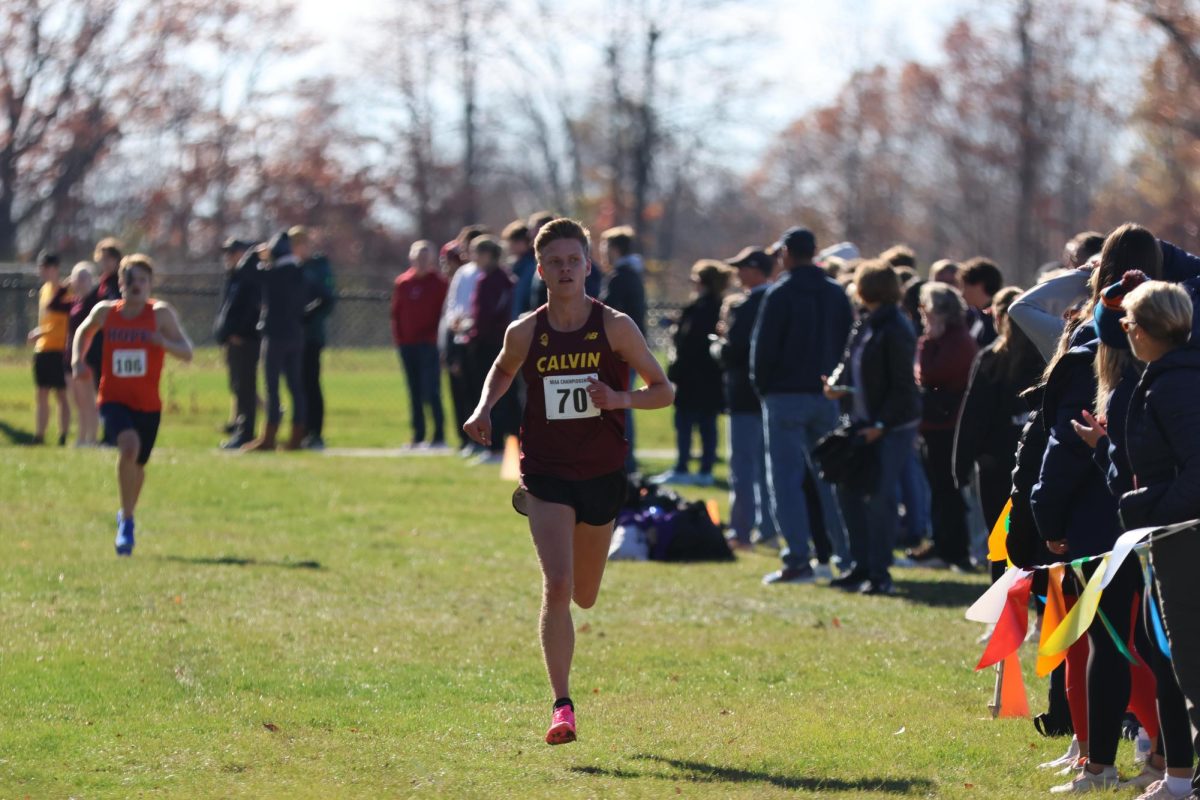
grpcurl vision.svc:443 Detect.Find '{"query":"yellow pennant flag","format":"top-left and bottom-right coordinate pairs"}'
top-left (987, 498), bottom-right (1013, 563)
top-left (1037, 565), bottom-right (1068, 677)
top-left (1039, 556), bottom-right (1109, 658)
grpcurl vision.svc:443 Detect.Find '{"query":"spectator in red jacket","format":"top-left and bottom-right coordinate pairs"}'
top-left (907, 281), bottom-right (979, 571)
top-left (391, 240), bottom-right (449, 448)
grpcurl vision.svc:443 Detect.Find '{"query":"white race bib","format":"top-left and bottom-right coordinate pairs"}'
top-left (544, 373), bottom-right (600, 421)
top-left (112, 349), bottom-right (147, 378)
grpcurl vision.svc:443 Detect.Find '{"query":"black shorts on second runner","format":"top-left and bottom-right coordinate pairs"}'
top-left (33, 351), bottom-right (67, 389)
top-left (515, 470), bottom-right (627, 527)
top-left (101, 402), bottom-right (161, 465)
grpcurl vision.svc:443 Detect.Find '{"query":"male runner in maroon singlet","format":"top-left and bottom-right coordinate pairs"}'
top-left (464, 218), bottom-right (673, 745)
top-left (72, 255), bottom-right (194, 556)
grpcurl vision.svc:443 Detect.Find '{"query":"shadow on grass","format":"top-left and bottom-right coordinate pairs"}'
top-left (893, 577), bottom-right (985, 608)
top-left (0, 420), bottom-right (37, 444)
top-left (160, 555), bottom-right (324, 570)
top-left (572, 756), bottom-right (934, 794)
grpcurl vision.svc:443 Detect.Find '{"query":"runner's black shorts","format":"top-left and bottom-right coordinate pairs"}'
top-left (515, 470), bottom-right (628, 526)
top-left (101, 402), bottom-right (161, 465)
top-left (32, 351), bottom-right (67, 389)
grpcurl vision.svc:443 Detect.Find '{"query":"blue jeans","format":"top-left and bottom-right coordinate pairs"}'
top-left (837, 425), bottom-right (918, 581)
top-left (762, 393), bottom-right (847, 568)
top-left (674, 408), bottom-right (718, 475)
top-left (728, 412), bottom-right (776, 544)
top-left (899, 446), bottom-right (931, 543)
top-left (399, 343), bottom-right (445, 443)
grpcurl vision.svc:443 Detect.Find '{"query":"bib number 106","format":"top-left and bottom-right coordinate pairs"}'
top-left (544, 373), bottom-right (600, 421)
top-left (112, 349), bottom-right (147, 378)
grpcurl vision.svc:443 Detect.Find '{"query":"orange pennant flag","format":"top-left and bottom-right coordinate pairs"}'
top-left (999, 651), bottom-right (1030, 718)
top-left (1037, 565), bottom-right (1068, 677)
top-left (976, 573), bottom-right (1033, 670)
top-left (987, 498), bottom-right (1013, 563)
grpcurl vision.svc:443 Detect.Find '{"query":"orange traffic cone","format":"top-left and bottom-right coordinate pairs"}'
top-left (999, 651), bottom-right (1030, 718)
top-left (705, 499), bottom-right (721, 526)
top-left (500, 435), bottom-right (521, 481)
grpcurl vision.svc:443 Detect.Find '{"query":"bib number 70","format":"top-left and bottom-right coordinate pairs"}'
top-left (544, 373), bottom-right (600, 421)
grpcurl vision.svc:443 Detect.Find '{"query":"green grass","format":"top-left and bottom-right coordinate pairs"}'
top-left (0, 347), bottom-right (1143, 798)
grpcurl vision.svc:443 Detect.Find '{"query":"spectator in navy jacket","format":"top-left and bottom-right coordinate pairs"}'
top-left (505, 220), bottom-right (537, 320)
top-left (213, 238), bottom-right (259, 448)
top-left (291, 226), bottom-right (336, 450)
top-left (751, 227), bottom-right (853, 585)
top-left (601, 225), bottom-right (648, 473)
top-left (1117, 285), bottom-right (1200, 800)
top-left (960, 257), bottom-right (1003, 347)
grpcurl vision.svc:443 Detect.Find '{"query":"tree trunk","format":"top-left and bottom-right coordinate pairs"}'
top-left (1014, 0), bottom-right (1039, 286)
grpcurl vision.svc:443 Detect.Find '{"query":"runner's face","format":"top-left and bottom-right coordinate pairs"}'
top-left (537, 239), bottom-right (590, 297)
top-left (121, 267), bottom-right (152, 301)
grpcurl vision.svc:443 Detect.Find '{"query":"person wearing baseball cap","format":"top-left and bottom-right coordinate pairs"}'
top-left (715, 247), bottom-right (778, 549)
top-left (751, 227), bottom-right (853, 584)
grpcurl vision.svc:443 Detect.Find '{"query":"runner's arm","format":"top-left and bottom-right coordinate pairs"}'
top-left (153, 302), bottom-right (194, 362)
top-left (463, 317), bottom-right (533, 446)
top-left (597, 311), bottom-right (674, 411)
top-left (71, 302), bottom-right (112, 375)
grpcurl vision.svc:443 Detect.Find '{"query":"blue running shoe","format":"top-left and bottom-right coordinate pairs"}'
top-left (115, 510), bottom-right (135, 556)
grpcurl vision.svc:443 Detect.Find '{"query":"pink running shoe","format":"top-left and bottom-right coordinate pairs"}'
top-left (545, 704), bottom-right (576, 745)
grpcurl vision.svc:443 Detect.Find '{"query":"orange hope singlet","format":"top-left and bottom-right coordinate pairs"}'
top-left (97, 301), bottom-right (165, 412)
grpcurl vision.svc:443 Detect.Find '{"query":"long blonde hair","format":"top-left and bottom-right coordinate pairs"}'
top-left (1093, 343), bottom-right (1138, 418)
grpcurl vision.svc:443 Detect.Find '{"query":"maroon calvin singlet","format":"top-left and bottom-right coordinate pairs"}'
top-left (520, 299), bottom-right (629, 480)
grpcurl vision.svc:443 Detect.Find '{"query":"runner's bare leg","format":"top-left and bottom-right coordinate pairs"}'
top-left (116, 430), bottom-right (141, 518)
top-left (527, 494), bottom-right (577, 700)
top-left (572, 522), bottom-right (614, 609)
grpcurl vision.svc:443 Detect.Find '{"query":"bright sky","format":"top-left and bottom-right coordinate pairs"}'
top-left (294, 0), bottom-right (964, 121)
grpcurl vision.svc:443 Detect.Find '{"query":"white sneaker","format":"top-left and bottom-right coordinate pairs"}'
top-left (1122, 765), bottom-right (1165, 791)
top-left (1056, 758), bottom-right (1087, 778)
top-left (1049, 765), bottom-right (1119, 793)
top-left (650, 470), bottom-right (693, 486)
top-left (1135, 780), bottom-right (1195, 800)
top-left (1040, 739), bottom-right (1081, 770)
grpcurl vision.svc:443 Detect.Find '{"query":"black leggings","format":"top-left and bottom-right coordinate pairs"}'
top-left (1144, 577), bottom-right (1195, 770)
top-left (1082, 557), bottom-right (1142, 766)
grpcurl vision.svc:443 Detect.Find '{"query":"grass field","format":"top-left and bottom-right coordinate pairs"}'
top-left (0, 347), bottom-right (1146, 798)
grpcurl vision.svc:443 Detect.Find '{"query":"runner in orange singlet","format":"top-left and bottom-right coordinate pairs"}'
top-left (464, 219), bottom-right (674, 745)
top-left (72, 255), bottom-right (194, 556)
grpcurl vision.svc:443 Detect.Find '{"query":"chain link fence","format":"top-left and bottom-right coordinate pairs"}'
top-left (0, 271), bottom-right (681, 353)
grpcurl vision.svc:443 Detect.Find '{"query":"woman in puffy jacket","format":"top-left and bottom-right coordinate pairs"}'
top-left (1113, 282), bottom-right (1200, 799)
